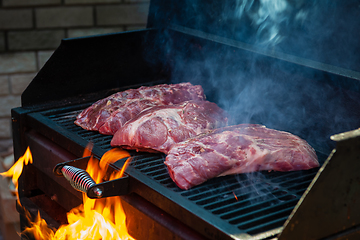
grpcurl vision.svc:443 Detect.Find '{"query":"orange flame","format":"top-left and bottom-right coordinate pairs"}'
top-left (0, 146), bottom-right (32, 201)
top-left (1, 146), bottom-right (134, 240)
top-left (22, 211), bottom-right (55, 239)
top-left (53, 147), bottom-right (133, 240)
top-left (82, 142), bottom-right (93, 158)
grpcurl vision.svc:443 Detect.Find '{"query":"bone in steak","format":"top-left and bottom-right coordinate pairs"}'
top-left (75, 82), bottom-right (206, 135)
top-left (165, 124), bottom-right (319, 190)
top-left (110, 100), bottom-right (228, 154)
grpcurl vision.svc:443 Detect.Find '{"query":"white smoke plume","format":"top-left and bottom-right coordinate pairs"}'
top-left (235, 0), bottom-right (309, 46)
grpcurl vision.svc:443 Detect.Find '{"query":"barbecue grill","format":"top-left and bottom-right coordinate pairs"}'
top-left (11, 0), bottom-right (360, 239)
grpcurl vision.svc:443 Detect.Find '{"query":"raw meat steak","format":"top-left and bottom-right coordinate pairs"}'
top-left (165, 124), bottom-right (319, 190)
top-left (75, 82), bottom-right (206, 135)
top-left (110, 101), bottom-right (228, 154)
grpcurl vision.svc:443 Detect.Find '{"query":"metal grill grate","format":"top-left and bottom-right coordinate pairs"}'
top-left (47, 109), bottom-right (114, 150)
top-left (128, 153), bottom-right (319, 235)
top-left (42, 106), bottom-right (324, 237)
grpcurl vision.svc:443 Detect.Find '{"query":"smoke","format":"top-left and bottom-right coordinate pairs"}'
top-left (234, 0), bottom-right (296, 46)
top-left (140, 1), bottom-right (360, 209)
top-left (144, 0), bottom-right (360, 155)
top-left (229, 0), bottom-right (360, 72)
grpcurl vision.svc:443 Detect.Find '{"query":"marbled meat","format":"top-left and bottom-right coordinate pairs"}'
top-left (165, 124), bottom-right (319, 190)
top-left (75, 82), bottom-right (206, 135)
top-left (110, 100), bottom-right (228, 154)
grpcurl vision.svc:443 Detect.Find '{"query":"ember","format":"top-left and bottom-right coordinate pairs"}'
top-left (232, 192), bottom-right (238, 201)
top-left (0, 146), bottom-right (134, 240)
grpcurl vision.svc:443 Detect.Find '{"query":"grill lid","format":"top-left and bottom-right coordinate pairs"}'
top-left (21, 29), bottom-right (169, 108)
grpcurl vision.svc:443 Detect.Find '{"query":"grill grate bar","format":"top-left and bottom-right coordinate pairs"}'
top-left (229, 199), bottom-right (298, 225)
top-left (286, 180), bottom-right (313, 192)
top-left (141, 167), bottom-right (168, 177)
top-left (193, 183), bottom-right (268, 205)
top-left (133, 157), bottom-right (164, 167)
top-left (180, 175), bottom-right (248, 197)
top-left (132, 157), bottom-right (165, 170)
top-left (183, 178), bottom-right (248, 196)
top-left (159, 179), bottom-right (179, 188)
top-left (278, 174), bottom-right (316, 187)
top-left (217, 194), bottom-right (298, 219)
top-left (235, 206), bottom-right (294, 233)
top-left (153, 172), bottom-right (172, 181)
top-left (47, 110), bottom-right (81, 119)
top-left (245, 216), bottom-right (289, 235)
top-left (208, 189), bottom-right (293, 215)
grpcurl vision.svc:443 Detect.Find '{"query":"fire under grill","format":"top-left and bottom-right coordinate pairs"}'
top-left (20, 101), bottom-right (327, 239)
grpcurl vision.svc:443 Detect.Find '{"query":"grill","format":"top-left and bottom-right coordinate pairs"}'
top-left (11, 0), bottom-right (360, 239)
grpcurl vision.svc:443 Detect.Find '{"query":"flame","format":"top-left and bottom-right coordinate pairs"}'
top-left (99, 148), bottom-right (131, 171)
top-left (1, 146), bottom-right (134, 240)
top-left (22, 211), bottom-right (55, 239)
top-left (0, 146), bottom-right (32, 201)
top-left (82, 142), bottom-right (93, 158)
top-left (52, 147), bottom-right (133, 240)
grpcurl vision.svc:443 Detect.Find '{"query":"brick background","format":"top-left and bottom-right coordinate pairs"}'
top-left (0, 9), bottom-right (33, 29)
top-left (10, 73), bottom-right (36, 95)
top-left (0, 0), bottom-right (149, 155)
top-left (3, 0), bottom-right (60, 7)
top-left (0, 96), bottom-right (20, 118)
top-left (0, 76), bottom-right (10, 96)
top-left (0, 53), bottom-right (37, 74)
top-left (96, 4), bottom-right (149, 25)
top-left (0, 32), bottom-right (5, 52)
top-left (8, 30), bottom-right (65, 50)
top-left (37, 50), bottom-right (54, 68)
top-left (65, 0), bottom-right (120, 4)
top-left (36, 7), bottom-right (94, 28)
top-left (0, 119), bottom-right (11, 138)
top-left (67, 27), bottom-right (124, 38)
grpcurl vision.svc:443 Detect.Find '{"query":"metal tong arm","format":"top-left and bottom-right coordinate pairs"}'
top-left (53, 156), bottom-right (129, 199)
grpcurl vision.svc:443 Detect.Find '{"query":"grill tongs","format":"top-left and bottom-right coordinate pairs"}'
top-left (53, 156), bottom-right (129, 199)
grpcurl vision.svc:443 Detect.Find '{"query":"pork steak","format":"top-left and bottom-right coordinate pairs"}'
top-left (110, 100), bottom-right (228, 154)
top-left (165, 124), bottom-right (319, 190)
top-left (75, 82), bottom-right (206, 135)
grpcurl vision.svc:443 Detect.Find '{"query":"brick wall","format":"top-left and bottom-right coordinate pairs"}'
top-left (0, 0), bottom-right (150, 154)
